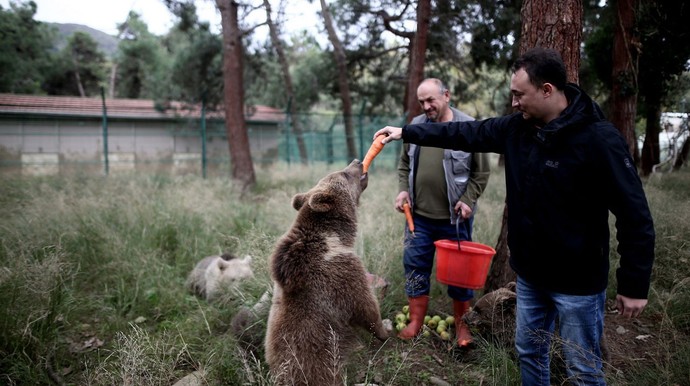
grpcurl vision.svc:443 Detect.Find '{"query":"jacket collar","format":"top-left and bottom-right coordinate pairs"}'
top-left (529, 83), bottom-right (604, 147)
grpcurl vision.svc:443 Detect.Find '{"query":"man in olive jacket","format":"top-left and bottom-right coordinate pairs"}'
top-left (396, 78), bottom-right (490, 347)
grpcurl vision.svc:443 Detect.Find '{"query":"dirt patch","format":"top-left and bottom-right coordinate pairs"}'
top-left (602, 299), bottom-right (675, 380)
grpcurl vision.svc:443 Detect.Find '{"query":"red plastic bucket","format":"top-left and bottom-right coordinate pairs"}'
top-left (435, 240), bottom-right (496, 289)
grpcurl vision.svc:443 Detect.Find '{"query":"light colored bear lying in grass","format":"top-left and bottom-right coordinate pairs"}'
top-left (186, 252), bottom-right (254, 301)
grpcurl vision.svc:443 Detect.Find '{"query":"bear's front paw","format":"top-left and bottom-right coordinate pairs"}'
top-left (382, 318), bottom-right (393, 333)
top-left (373, 319), bottom-right (394, 341)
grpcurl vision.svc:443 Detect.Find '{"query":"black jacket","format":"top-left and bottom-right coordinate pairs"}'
top-left (402, 84), bottom-right (655, 297)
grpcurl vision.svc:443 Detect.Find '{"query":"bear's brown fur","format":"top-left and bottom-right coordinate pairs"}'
top-left (231, 290), bottom-right (271, 352)
top-left (462, 282), bottom-right (517, 349)
top-left (264, 160), bottom-right (389, 386)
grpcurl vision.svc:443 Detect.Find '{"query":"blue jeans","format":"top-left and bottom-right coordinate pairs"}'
top-left (403, 214), bottom-right (474, 301)
top-left (515, 276), bottom-right (606, 386)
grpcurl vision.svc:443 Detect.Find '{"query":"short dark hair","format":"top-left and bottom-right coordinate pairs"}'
top-left (511, 47), bottom-right (567, 90)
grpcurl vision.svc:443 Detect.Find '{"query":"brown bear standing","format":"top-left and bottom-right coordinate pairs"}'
top-left (264, 160), bottom-right (390, 386)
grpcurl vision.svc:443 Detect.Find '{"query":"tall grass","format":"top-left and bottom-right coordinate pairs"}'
top-left (0, 161), bottom-right (688, 385)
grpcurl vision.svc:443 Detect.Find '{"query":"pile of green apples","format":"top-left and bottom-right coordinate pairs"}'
top-left (394, 305), bottom-right (456, 341)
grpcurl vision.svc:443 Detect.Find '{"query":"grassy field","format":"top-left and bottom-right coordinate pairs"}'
top-left (0, 159), bottom-right (689, 385)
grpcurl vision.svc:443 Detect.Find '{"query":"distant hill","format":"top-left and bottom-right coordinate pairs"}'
top-left (49, 23), bottom-right (118, 58)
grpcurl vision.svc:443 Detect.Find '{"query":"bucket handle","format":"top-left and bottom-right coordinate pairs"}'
top-left (455, 217), bottom-right (462, 250)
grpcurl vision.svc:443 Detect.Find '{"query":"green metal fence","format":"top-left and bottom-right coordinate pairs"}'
top-left (0, 110), bottom-right (406, 177)
top-left (280, 112), bottom-right (405, 167)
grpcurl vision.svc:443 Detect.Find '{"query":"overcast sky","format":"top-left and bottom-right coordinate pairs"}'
top-left (0, 0), bottom-right (320, 38)
top-left (0, 0), bottom-right (195, 35)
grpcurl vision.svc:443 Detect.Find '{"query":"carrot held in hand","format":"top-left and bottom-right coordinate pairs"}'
top-left (362, 134), bottom-right (387, 173)
top-left (403, 202), bottom-right (414, 234)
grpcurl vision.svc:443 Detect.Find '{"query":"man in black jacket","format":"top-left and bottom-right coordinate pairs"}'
top-left (374, 47), bottom-right (655, 386)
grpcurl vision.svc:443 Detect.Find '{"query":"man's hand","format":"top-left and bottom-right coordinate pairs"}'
top-left (454, 201), bottom-right (473, 220)
top-left (395, 191), bottom-right (410, 212)
top-left (374, 126), bottom-right (403, 144)
top-left (616, 294), bottom-right (648, 318)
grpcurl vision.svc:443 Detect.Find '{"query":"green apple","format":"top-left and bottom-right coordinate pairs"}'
top-left (432, 315), bottom-right (442, 323)
top-left (427, 319), bottom-right (438, 329)
top-left (424, 315), bottom-right (431, 324)
top-left (402, 305), bottom-right (410, 314)
top-left (422, 328), bottom-right (431, 337)
top-left (436, 324), bottom-right (447, 334)
top-left (439, 330), bottom-right (451, 341)
top-left (445, 316), bottom-right (455, 325)
top-left (396, 322), bottom-right (407, 332)
top-left (395, 313), bottom-right (407, 324)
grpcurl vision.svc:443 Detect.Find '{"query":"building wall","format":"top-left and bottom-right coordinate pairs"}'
top-left (0, 114), bottom-right (282, 176)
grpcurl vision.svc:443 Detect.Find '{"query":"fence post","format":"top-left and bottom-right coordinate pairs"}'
top-left (100, 87), bottom-right (109, 176)
top-left (327, 114), bottom-right (338, 165)
top-left (201, 92), bottom-right (207, 178)
top-left (284, 98), bottom-right (292, 164)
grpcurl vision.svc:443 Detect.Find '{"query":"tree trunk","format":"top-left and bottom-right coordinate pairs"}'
top-left (109, 63), bottom-right (117, 98)
top-left (640, 103), bottom-right (661, 176)
top-left (487, 0), bottom-right (583, 292)
top-left (610, 0), bottom-right (640, 160)
top-left (217, 0), bottom-right (256, 189)
top-left (404, 0), bottom-right (431, 122)
top-left (263, 0), bottom-right (308, 164)
top-left (673, 135), bottom-right (689, 170)
top-left (519, 0), bottom-right (582, 84)
top-left (74, 69), bottom-right (86, 97)
top-left (320, 0), bottom-right (356, 160)
top-left (484, 204), bottom-right (514, 291)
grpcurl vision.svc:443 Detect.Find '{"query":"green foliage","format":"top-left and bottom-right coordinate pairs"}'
top-left (2, 0), bottom-right (689, 127)
top-left (169, 25), bottom-right (223, 106)
top-left (664, 72), bottom-right (690, 113)
top-left (622, 335), bottom-right (690, 385)
top-left (636, 1), bottom-right (690, 106)
top-left (465, 0), bottom-right (521, 71)
top-left (114, 11), bottom-right (172, 99)
top-left (582, 4), bottom-right (614, 90)
top-left (0, 241), bottom-right (75, 384)
top-left (0, 0), bottom-right (56, 93)
top-left (43, 31), bottom-right (108, 96)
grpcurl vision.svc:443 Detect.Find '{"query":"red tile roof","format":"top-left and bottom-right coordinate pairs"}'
top-left (0, 93), bottom-right (285, 123)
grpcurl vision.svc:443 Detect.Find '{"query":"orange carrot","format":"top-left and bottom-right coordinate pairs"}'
top-left (362, 134), bottom-right (386, 173)
top-left (403, 202), bottom-right (414, 233)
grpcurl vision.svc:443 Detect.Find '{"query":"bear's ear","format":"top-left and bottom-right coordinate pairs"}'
top-left (292, 193), bottom-right (308, 210)
top-left (216, 258), bottom-right (229, 272)
top-left (308, 190), bottom-right (336, 212)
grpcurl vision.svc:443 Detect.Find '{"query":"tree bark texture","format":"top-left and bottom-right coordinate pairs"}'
top-left (320, 0), bottom-right (356, 159)
top-left (673, 135), bottom-right (689, 171)
top-left (404, 0), bottom-right (430, 122)
top-left (487, 0), bottom-right (583, 292)
top-left (610, 0), bottom-right (640, 160)
top-left (641, 105), bottom-right (661, 175)
top-left (217, 0), bottom-right (256, 189)
top-left (74, 69), bottom-right (86, 97)
top-left (484, 204), bottom-right (514, 292)
top-left (263, 0), bottom-right (308, 164)
top-left (519, 0), bottom-right (582, 84)
top-left (109, 63), bottom-right (118, 98)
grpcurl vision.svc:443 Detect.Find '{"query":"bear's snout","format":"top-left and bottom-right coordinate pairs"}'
top-left (347, 159), bottom-right (368, 191)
